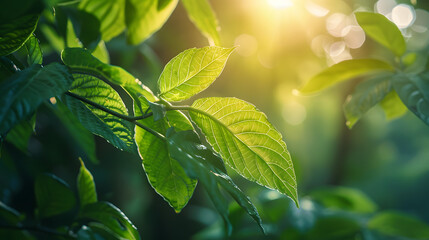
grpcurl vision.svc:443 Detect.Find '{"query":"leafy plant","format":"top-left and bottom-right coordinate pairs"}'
top-left (300, 11), bottom-right (429, 128)
top-left (0, 0), bottom-right (298, 238)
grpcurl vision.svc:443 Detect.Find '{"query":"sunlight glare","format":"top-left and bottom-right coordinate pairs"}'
top-left (267, 0), bottom-right (293, 9)
top-left (306, 1), bottom-right (329, 17)
top-left (392, 4), bottom-right (416, 29)
top-left (234, 34), bottom-right (258, 57)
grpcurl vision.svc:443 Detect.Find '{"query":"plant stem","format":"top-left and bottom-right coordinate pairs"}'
top-left (0, 224), bottom-right (75, 239)
top-left (65, 91), bottom-right (164, 140)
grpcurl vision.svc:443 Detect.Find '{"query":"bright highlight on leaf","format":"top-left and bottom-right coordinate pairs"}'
top-left (299, 59), bottom-right (394, 95)
top-left (159, 46), bottom-right (234, 102)
top-left (77, 158), bottom-right (97, 207)
top-left (189, 97), bottom-right (298, 205)
top-left (355, 12), bottom-right (406, 57)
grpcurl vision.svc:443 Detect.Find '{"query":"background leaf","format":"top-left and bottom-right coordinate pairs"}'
top-left (181, 0), bottom-right (221, 46)
top-left (77, 158), bottom-right (97, 207)
top-left (158, 46), bottom-right (234, 102)
top-left (135, 100), bottom-right (197, 212)
top-left (35, 174), bottom-right (76, 218)
top-left (79, 201), bottom-right (140, 240)
top-left (189, 97), bottom-right (298, 206)
top-left (0, 14), bottom-right (39, 56)
top-left (343, 75), bottom-right (392, 128)
top-left (5, 115), bottom-right (35, 154)
top-left (299, 59), bottom-right (394, 95)
top-left (368, 212), bottom-right (429, 239)
top-left (125, 0), bottom-right (178, 45)
top-left (79, 0), bottom-right (126, 41)
top-left (24, 34), bottom-right (42, 65)
top-left (0, 63), bottom-right (73, 137)
top-left (355, 12), bottom-right (406, 57)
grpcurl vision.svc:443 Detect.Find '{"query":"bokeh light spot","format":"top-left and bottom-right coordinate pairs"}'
top-left (392, 4), bottom-right (416, 29)
top-left (234, 34), bottom-right (258, 57)
top-left (375, 0), bottom-right (397, 16)
top-left (306, 1), bottom-right (329, 17)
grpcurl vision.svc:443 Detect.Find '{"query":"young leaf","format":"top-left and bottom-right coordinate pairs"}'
top-left (0, 63), bottom-right (73, 137)
top-left (188, 97), bottom-right (298, 206)
top-left (368, 212), bottom-right (429, 239)
top-left (79, 0), bottom-right (126, 41)
top-left (35, 174), bottom-right (76, 218)
top-left (166, 129), bottom-right (264, 235)
top-left (63, 74), bottom-right (136, 152)
top-left (79, 201), bottom-right (140, 240)
top-left (0, 14), bottom-right (39, 56)
top-left (392, 73), bottom-right (429, 126)
top-left (355, 12), bottom-right (406, 57)
top-left (24, 34), bottom-right (42, 65)
top-left (125, 0), bottom-right (178, 44)
top-left (379, 90), bottom-right (407, 120)
top-left (343, 75), bottom-right (392, 128)
top-left (299, 59), bottom-right (394, 95)
top-left (158, 47), bottom-right (234, 102)
top-left (135, 99), bottom-right (197, 212)
top-left (48, 101), bottom-right (98, 164)
top-left (61, 48), bottom-right (155, 107)
top-left (309, 187), bottom-right (377, 213)
top-left (182, 0), bottom-right (221, 46)
top-left (77, 158), bottom-right (97, 207)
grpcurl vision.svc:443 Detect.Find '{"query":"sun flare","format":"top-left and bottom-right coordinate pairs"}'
top-left (267, 0), bottom-right (294, 9)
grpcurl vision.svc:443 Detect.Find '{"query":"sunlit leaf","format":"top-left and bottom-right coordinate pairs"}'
top-left (79, 0), bottom-right (126, 41)
top-left (0, 14), bottom-right (39, 56)
top-left (79, 202), bottom-right (140, 240)
top-left (35, 174), bottom-right (76, 218)
top-left (299, 59), bottom-right (394, 95)
top-left (166, 129), bottom-right (264, 235)
top-left (309, 187), bottom-right (377, 213)
top-left (392, 73), bottom-right (429, 126)
top-left (379, 90), bottom-right (408, 120)
top-left (368, 211), bottom-right (429, 239)
top-left (24, 34), bottom-right (42, 65)
top-left (125, 0), bottom-right (178, 44)
top-left (159, 47), bottom-right (234, 102)
top-left (343, 75), bottom-right (392, 128)
top-left (0, 63), bottom-right (73, 137)
top-left (189, 97), bottom-right (298, 206)
top-left (135, 99), bottom-right (196, 212)
top-left (77, 158), bottom-right (97, 207)
top-left (63, 74), bottom-right (136, 152)
top-left (355, 12), bottom-right (406, 57)
top-left (182, 0), bottom-right (221, 46)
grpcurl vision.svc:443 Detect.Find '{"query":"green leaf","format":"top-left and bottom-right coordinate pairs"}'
top-left (181, 0), bottom-right (221, 46)
top-left (135, 99), bottom-right (196, 212)
top-left (77, 158), bottom-right (97, 207)
top-left (158, 47), bottom-right (234, 102)
top-left (368, 211), bottom-right (429, 239)
top-left (79, 201), bottom-right (140, 240)
top-left (0, 201), bottom-right (24, 225)
top-left (0, 14), bottom-right (39, 56)
top-left (0, 56), bottom-right (19, 81)
top-left (392, 73), bottom-right (429, 126)
top-left (125, 0), bottom-right (178, 44)
top-left (309, 187), bottom-right (377, 213)
top-left (343, 75), bottom-right (392, 128)
top-left (35, 174), bottom-right (76, 218)
top-left (79, 0), bottom-right (126, 41)
top-left (355, 12), bottom-right (406, 57)
top-left (307, 217), bottom-right (361, 240)
top-left (166, 129), bottom-right (264, 235)
top-left (61, 48), bottom-right (156, 107)
top-left (379, 90), bottom-right (408, 120)
top-left (5, 115), bottom-right (35, 154)
top-left (0, 63), bottom-right (73, 137)
top-left (299, 59), bottom-right (394, 95)
top-left (48, 101), bottom-right (98, 163)
top-left (24, 34), bottom-right (42, 65)
top-left (63, 74), bottom-right (136, 152)
top-left (149, 102), bottom-right (166, 121)
top-left (77, 225), bottom-right (97, 240)
top-left (189, 97), bottom-right (298, 206)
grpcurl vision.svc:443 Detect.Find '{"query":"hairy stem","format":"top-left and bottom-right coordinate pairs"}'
top-left (65, 91), bottom-right (164, 140)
